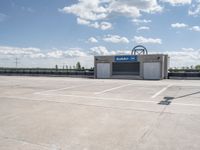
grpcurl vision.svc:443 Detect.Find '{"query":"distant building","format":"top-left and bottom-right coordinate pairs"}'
top-left (94, 45), bottom-right (169, 80)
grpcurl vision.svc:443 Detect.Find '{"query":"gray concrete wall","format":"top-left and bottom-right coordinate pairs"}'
top-left (164, 55), bottom-right (169, 79)
top-left (139, 54), bottom-right (165, 79)
top-left (95, 54), bottom-right (169, 80)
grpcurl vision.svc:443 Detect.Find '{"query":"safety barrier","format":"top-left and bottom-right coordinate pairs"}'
top-left (0, 68), bottom-right (94, 78)
top-left (168, 72), bottom-right (200, 79)
top-left (1, 68), bottom-right (200, 79)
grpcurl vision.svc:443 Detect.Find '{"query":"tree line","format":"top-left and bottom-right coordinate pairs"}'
top-left (55, 62), bottom-right (94, 71)
top-left (169, 64), bottom-right (200, 72)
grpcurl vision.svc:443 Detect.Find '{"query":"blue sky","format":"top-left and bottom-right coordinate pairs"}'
top-left (0, 0), bottom-right (200, 68)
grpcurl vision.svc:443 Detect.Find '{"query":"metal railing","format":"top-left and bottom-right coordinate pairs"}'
top-left (1, 68), bottom-right (200, 79)
top-left (168, 72), bottom-right (200, 78)
top-left (0, 68), bottom-right (94, 78)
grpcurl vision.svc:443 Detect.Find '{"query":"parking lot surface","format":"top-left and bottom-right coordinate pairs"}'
top-left (0, 76), bottom-right (200, 150)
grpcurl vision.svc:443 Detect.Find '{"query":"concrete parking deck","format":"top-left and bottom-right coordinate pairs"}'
top-left (0, 76), bottom-right (200, 150)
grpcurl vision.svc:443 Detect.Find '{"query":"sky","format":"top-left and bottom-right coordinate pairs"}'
top-left (0, 0), bottom-right (200, 68)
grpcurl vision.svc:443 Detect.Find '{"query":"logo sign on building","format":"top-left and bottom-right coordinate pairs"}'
top-left (115, 55), bottom-right (137, 62)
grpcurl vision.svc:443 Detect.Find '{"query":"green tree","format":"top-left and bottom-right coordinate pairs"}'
top-left (195, 65), bottom-right (200, 70)
top-left (76, 62), bottom-right (81, 70)
top-left (55, 64), bottom-right (58, 70)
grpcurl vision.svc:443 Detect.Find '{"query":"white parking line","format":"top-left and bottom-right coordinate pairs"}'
top-left (0, 96), bottom-right (164, 113)
top-left (151, 84), bottom-right (173, 98)
top-left (94, 83), bottom-right (133, 95)
top-left (36, 93), bottom-right (155, 103)
top-left (2, 95), bottom-right (200, 108)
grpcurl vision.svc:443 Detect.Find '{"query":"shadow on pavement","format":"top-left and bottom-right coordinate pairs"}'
top-left (158, 91), bottom-right (200, 105)
top-left (158, 97), bottom-right (174, 105)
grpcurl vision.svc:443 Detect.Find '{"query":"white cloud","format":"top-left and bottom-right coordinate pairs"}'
top-left (164, 48), bottom-right (200, 67)
top-left (89, 46), bottom-right (131, 56)
top-left (149, 48), bottom-right (200, 67)
top-left (189, 26), bottom-right (200, 32)
top-left (171, 23), bottom-right (188, 28)
top-left (0, 46), bottom-right (44, 58)
top-left (59, 0), bottom-right (108, 21)
top-left (89, 22), bottom-right (100, 28)
top-left (100, 21), bottom-right (112, 30)
top-left (109, 2), bottom-right (141, 18)
top-left (110, 0), bottom-right (162, 16)
top-left (113, 50), bottom-right (130, 55)
top-left (103, 35), bottom-right (129, 44)
top-left (89, 46), bottom-right (111, 55)
top-left (47, 50), bottom-right (63, 58)
top-left (88, 37), bottom-right (98, 43)
top-left (133, 36), bottom-right (162, 44)
top-left (171, 23), bottom-right (200, 32)
top-left (189, 2), bottom-right (200, 16)
top-left (137, 26), bottom-right (150, 31)
top-left (47, 49), bottom-right (87, 58)
top-left (181, 47), bottom-right (195, 52)
top-left (1, 46), bottom-right (200, 68)
top-left (132, 19), bottom-right (152, 24)
top-left (89, 21), bottom-right (112, 30)
top-left (77, 18), bottom-right (112, 30)
top-left (161, 0), bottom-right (192, 6)
top-left (60, 0), bottom-right (162, 28)
top-left (77, 18), bottom-right (90, 25)
top-left (30, 53), bottom-right (46, 58)
top-left (65, 50), bottom-right (87, 57)
top-left (0, 46), bottom-right (88, 59)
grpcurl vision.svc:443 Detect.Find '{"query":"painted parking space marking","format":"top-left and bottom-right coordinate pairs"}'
top-left (1, 94), bottom-right (200, 108)
top-left (35, 93), bottom-right (155, 103)
top-left (94, 83), bottom-right (134, 95)
top-left (151, 84), bottom-right (173, 98)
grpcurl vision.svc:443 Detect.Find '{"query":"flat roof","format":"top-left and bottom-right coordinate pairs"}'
top-left (95, 54), bottom-right (168, 57)
top-left (0, 76), bottom-right (199, 150)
